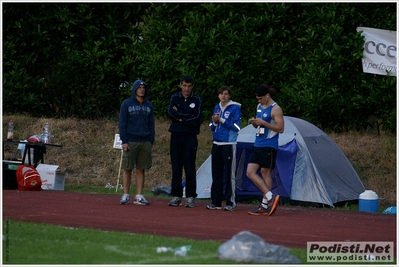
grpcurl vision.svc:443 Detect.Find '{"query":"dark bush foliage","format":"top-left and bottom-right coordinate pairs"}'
top-left (3, 3), bottom-right (396, 132)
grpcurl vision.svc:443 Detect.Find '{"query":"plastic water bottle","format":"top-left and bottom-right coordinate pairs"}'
top-left (42, 122), bottom-right (50, 144)
top-left (7, 120), bottom-right (14, 141)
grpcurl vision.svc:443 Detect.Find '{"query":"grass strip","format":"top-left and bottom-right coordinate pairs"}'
top-left (2, 219), bottom-right (307, 264)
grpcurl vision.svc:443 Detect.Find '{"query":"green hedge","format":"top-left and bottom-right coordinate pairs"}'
top-left (3, 3), bottom-right (396, 132)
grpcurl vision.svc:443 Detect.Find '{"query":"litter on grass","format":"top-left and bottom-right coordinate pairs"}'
top-left (105, 183), bottom-right (123, 190)
top-left (156, 247), bottom-right (174, 253)
top-left (382, 206), bottom-right (396, 214)
top-left (218, 231), bottom-right (300, 264)
top-left (105, 183), bottom-right (115, 189)
top-left (156, 245), bottom-right (192, 257)
top-left (152, 185), bottom-right (171, 196)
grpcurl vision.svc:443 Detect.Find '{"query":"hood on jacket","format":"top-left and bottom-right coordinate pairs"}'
top-left (130, 80), bottom-right (149, 98)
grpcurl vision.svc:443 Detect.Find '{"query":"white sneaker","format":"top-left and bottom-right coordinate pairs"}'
top-left (168, 197), bottom-right (182, 206)
top-left (134, 195), bottom-right (150, 205)
top-left (120, 194), bottom-right (130, 205)
top-left (185, 197), bottom-right (195, 208)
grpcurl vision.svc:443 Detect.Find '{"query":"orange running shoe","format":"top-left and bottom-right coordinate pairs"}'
top-left (266, 194), bottom-right (280, 216)
top-left (248, 202), bottom-right (269, 216)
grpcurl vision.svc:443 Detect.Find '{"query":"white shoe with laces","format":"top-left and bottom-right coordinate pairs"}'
top-left (185, 197), bottom-right (195, 208)
top-left (168, 197), bottom-right (182, 206)
top-left (120, 194), bottom-right (130, 205)
top-left (134, 195), bottom-right (150, 205)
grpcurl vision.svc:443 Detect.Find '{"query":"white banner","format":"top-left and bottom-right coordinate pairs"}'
top-left (356, 27), bottom-right (396, 76)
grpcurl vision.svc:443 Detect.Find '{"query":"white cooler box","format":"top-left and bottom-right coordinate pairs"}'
top-left (36, 164), bottom-right (65, 190)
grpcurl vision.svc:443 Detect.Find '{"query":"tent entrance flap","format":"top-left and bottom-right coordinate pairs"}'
top-left (235, 141), bottom-right (260, 196)
top-left (272, 139), bottom-right (298, 198)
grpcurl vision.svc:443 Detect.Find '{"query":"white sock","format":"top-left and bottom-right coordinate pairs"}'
top-left (136, 194), bottom-right (143, 198)
top-left (261, 199), bottom-right (268, 209)
top-left (265, 191), bottom-right (273, 201)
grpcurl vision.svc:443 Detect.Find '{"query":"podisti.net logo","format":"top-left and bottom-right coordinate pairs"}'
top-left (307, 241), bottom-right (394, 263)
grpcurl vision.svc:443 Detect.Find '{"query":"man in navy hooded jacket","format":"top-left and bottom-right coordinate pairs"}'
top-left (118, 80), bottom-right (155, 205)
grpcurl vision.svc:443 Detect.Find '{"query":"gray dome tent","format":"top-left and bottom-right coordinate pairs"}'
top-left (196, 116), bottom-right (365, 207)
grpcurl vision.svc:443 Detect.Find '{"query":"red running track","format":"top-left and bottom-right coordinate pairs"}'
top-left (2, 190), bottom-right (396, 251)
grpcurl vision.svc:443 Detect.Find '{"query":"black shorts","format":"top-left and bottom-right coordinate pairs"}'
top-left (248, 146), bottom-right (277, 169)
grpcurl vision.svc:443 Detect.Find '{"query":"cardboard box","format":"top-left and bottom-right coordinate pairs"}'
top-left (36, 164), bottom-right (65, 190)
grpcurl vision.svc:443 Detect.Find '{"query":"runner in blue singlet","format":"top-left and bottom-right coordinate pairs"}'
top-left (246, 84), bottom-right (284, 216)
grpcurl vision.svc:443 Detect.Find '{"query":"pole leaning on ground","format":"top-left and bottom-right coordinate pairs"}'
top-left (116, 149), bottom-right (123, 193)
top-left (113, 134), bottom-right (123, 192)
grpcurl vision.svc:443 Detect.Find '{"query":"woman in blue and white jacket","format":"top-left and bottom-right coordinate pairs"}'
top-left (207, 85), bottom-right (241, 211)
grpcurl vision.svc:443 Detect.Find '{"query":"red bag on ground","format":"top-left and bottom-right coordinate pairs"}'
top-left (16, 164), bottom-right (42, 191)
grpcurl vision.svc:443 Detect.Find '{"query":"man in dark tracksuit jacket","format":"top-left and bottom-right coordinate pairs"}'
top-left (167, 75), bottom-right (204, 208)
